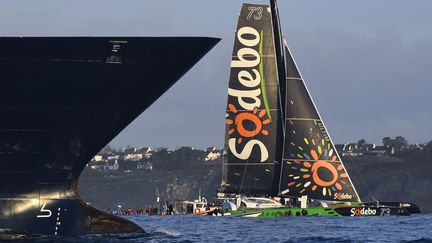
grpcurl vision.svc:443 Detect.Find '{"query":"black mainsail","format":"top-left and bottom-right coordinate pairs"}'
top-left (222, 1), bottom-right (360, 202)
top-left (221, 4), bottom-right (283, 196)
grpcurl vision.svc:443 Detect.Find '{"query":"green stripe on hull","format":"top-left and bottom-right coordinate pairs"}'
top-left (227, 202), bottom-right (410, 217)
top-left (228, 207), bottom-right (343, 217)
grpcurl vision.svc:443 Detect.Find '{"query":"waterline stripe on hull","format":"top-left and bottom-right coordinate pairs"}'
top-left (227, 206), bottom-right (410, 217)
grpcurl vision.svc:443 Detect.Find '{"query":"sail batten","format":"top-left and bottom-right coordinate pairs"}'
top-left (283, 159), bottom-right (343, 163)
top-left (286, 118), bottom-right (322, 121)
top-left (223, 163), bottom-right (277, 165)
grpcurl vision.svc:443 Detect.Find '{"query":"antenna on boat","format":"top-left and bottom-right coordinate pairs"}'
top-left (199, 187), bottom-right (202, 202)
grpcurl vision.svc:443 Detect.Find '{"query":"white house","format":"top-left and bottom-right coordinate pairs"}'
top-left (104, 160), bottom-right (119, 170)
top-left (92, 155), bottom-right (104, 162)
top-left (137, 161), bottom-right (153, 171)
top-left (205, 150), bottom-right (221, 161)
top-left (89, 161), bottom-right (105, 170)
top-left (124, 153), bottom-right (144, 161)
top-left (124, 147), bottom-right (152, 161)
top-left (107, 155), bottom-right (120, 161)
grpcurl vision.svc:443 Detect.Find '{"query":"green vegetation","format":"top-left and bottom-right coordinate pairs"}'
top-left (338, 137), bottom-right (432, 162)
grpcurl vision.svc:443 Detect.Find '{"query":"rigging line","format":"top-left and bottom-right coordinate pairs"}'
top-left (272, 21), bottom-right (287, 196)
top-left (238, 161), bottom-right (249, 196)
top-left (276, 46), bottom-right (287, 195)
top-left (293, 44), bottom-right (378, 203)
top-left (287, 77), bottom-right (302, 80)
top-left (286, 118), bottom-right (321, 121)
top-left (237, 146), bottom-right (249, 196)
top-left (346, 154), bottom-right (379, 203)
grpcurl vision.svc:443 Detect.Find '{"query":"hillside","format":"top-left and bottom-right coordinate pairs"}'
top-left (79, 155), bottom-right (432, 213)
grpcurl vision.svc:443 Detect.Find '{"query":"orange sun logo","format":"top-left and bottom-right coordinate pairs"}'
top-left (303, 149), bottom-right (347, 194)
top-left (287, 151), bottom-right (348, 197)
top-left (226, 104), bottom-right (270, 144)
top-left (284, 121), bottom-right (351, 198)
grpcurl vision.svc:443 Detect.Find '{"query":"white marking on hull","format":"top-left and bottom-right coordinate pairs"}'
top-left (36, 202), bottom-right (52, 218)
top-left (242, 213), bottom-right (262, 218)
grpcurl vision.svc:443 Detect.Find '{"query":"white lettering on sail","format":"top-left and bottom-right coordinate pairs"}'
top-left (228, 88), bottom-right (261, 111)
top-left (238, 69), bottom-right (261, 88)
top-left (231, 48), bottom-right (260, 68)
top-left (227, 23), bottom-right (270, 162)
top-left (333, 193), bottom-right (353, 200)
top-left (229, 138), bottom-right (269, 162)
top-left (237, 27), bottom-right (260, 47)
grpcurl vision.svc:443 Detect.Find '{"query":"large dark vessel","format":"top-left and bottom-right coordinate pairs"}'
top-left (0, 37), bottom-right (219, 235)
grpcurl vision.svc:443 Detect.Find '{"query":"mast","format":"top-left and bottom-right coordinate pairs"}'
top-left (269, 0), bottom-right (287, 197)
top-left (270, 0), bottom-right (286, 91)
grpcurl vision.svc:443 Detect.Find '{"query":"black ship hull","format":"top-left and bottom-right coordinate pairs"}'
top-left (363, 202), bottom-right (421, 214)
top-left (0, 37), bottom-right (219, 235)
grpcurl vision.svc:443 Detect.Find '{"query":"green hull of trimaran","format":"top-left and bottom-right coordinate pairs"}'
top-left (228, 207), bottom-right (342, 217)
top-left (227, 204), bottom-right (411, 217)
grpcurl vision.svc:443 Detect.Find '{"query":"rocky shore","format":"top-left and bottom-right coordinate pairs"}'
top-left (79, 155), bottom-right (432, 213)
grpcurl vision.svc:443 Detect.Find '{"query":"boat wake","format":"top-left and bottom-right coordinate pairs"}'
top-left (151, 229), bottom-right (182, 237)
top-left (0, 231), bottom-right (46, 241)
top-left (282, 236), bottom-right (354, 243)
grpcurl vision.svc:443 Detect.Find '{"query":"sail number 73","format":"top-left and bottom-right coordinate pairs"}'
top-left (247, 7), bottom-right (263, 20)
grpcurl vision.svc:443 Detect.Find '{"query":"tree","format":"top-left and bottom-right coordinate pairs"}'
top-left (382, 137), bottom-right (391, 147)
top-left (426, 140), bottom-right (432, 149)
top-left (357, 139), bottom-right (366, 151)
top-left (424, 140), bottom-right (432, 162)
top-left (382, 136), bottom-right (407, 152)
top-left (395, 136), bottom-right (408, 147)
top-left (101, 145), bottom-right (114, 154)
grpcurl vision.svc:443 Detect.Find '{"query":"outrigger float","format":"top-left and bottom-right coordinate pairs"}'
top-left (218, 196), bottom-right (419, 217)
top-left (218, 0), bottom-right (420, 217)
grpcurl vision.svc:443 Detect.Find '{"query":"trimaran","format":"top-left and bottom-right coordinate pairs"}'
top-left (218, 0), bottom-right (420, 217)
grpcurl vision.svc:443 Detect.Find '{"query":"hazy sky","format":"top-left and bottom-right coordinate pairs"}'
top-left (1, 0), bottom-right (431, 148)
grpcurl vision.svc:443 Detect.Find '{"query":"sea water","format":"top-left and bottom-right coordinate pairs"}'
top-left (7, 214), bottom-right (432, 242)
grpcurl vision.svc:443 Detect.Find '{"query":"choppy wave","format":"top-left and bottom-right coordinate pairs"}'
top-left (152, 229), bottom-right (182, 237)
top-left (5, 214), bottom-right (432, 242)
top-left (403, 238), bottom-right (432, 243)
top-left (282, 236), bottom-right (354, 243)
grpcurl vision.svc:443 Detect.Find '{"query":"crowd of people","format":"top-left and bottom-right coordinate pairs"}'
top-left (105, 204), bottom-right (176, 216)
